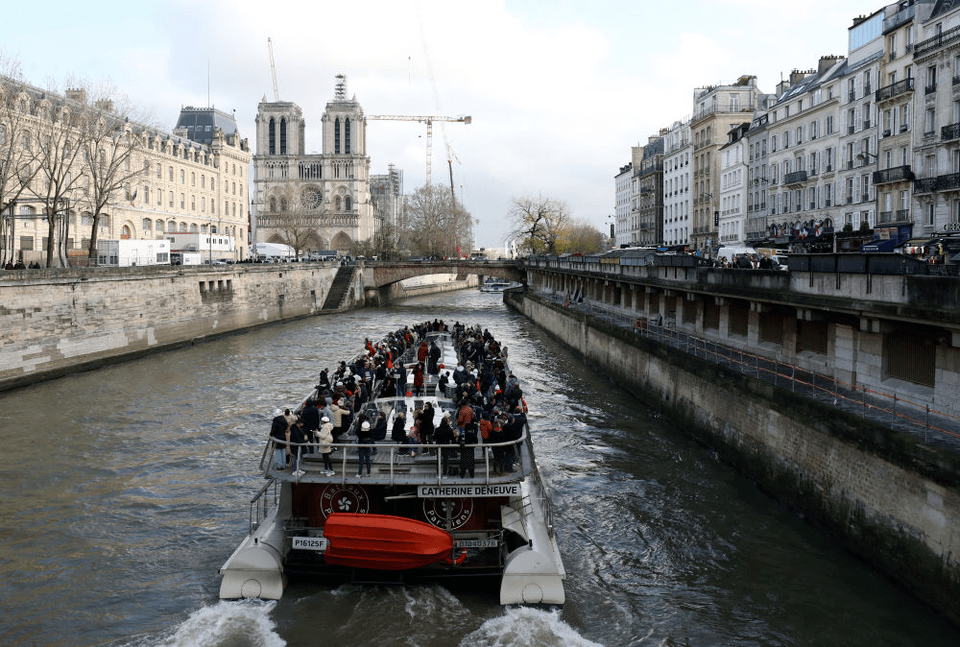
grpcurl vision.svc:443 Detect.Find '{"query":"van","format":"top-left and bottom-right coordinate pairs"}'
top-left (715, 245), bottom-right (757, 264)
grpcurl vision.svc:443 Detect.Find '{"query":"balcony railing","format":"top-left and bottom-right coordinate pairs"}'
top-left (875, 78), bottom-right (914, 103)
top-left (784, 170), bottom-right (808, 185)
top-left (915, 177), bottom-right (938, 194)
top-left (914, 172), bottom-right (960, 193)
top-left (943, 122), bottom-right (960, 141)
top-left (872, 165), bottom-right (915, 185)
top-left (914, 23), bottom-right (960, 58)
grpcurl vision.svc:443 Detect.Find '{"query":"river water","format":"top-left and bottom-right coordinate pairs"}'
top-left (0, 289), bottom-right (957, 646)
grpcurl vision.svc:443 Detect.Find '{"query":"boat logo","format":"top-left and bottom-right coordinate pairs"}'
top-left (319, 484), bottom-right (370, 519)
top-left (422, 497), bottom-right (473, 530)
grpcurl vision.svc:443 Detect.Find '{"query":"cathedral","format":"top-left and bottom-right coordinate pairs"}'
top-left (251, 75), bottom-right (386, 254)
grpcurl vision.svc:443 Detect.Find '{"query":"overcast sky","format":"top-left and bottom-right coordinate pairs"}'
top-left (5, 0), bottom-right (880, 248)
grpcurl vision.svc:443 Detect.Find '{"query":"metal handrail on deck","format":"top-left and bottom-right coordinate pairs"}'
top-left (264, 431), bottom-right (529, 485)
top-left (248, 479), bottom-right (281, 533)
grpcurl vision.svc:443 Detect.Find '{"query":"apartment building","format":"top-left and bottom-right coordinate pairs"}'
top-left (765, 58), bottom-right (846, 248)
top-left (718, 123), bottom-right (749, 246)
top-left (689, 76), bottom-right (768, 252)
top-left (636, 134), bottom-right (665, 247)
top-left (614, 160), bottom-right (633, 247)
top-left (911, 0), bottom-right (960, 235)
top-left (663, 120), bottom-right (692, 247)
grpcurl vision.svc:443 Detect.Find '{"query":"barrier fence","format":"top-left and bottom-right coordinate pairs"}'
top-left (556, 296), bottom-right (960, 454)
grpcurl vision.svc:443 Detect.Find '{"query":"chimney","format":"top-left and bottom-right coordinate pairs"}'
top-left (65, 88), bottom-right (86, 104)
top-left (818, 55), bottom-right (843, 75)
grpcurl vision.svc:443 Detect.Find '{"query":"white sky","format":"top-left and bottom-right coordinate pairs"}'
top-left (4, 0), bottom-right (880, 248)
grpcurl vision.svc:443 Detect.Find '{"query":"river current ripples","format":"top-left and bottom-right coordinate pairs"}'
top-left (0, 289), bottom-right (957, 646)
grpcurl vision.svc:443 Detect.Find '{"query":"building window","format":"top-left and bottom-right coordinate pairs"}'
top-left (280, 118), bottom-right (287, 155)
top-left (269, 117), bottom-right (275, 155)
top-left (334, 118), bottom-right (341, 154)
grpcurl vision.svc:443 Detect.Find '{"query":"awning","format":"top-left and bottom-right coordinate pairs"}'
top-left (896, 237), bottom-right (937, 249)
top-left (861, 237), bottom-right (900, 252)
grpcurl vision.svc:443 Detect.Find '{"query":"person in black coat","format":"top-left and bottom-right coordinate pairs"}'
top-left (270, 410), bottom-right (290, 469)
top-left (434, 413), bottom-right (457, 476)
top-left (391, 412), bottom-right (407, 446)
top-left (288, 420), bottom-right (309, 475)
top-left (301, 399), bottom-right (320, 452)
top-left (372, 411), bottom-right (388, 441)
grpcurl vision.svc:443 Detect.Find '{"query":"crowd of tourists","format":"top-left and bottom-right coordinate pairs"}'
top-left (267, 319), bottom-right (528, 479)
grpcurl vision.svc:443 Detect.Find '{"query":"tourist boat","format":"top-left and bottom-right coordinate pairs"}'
top-left (218, 327), bottom-right (566, 606)
top-left (479, 278), bottom-right (521, 293)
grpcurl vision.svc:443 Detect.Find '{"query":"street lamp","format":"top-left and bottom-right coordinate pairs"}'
top-left (857, 152), bottom-right (878, 163)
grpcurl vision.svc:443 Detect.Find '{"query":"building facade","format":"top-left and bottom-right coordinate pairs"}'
top-left (663, 120), bottom-right (692, 248)
top-left (718, 123), bottom-right (749, 246)
top-left (252, 75), bottom-right (380, 255)
top-left (689, 76), bottom-right (769, 253)
top-left (636, 134), bottom-right (665, 247)
top-left (911, 0), bottom-right (960, 236)
top-left (614, 161), bottom-right (633, 247)
top-left (0, 78), bottom-right (251, 266)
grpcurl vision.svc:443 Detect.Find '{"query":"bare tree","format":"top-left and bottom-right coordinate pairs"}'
top-left (79, 88), bottom-right (147, 262)
top-left (508, 194), bottom-right (571, 255)
top-left (0, 63), bottom-right (42, 266)
top-left (26, 84), bottom-right (88, 267)
top-left (352, 221), bottom-right (402, 260)
top-left (403, 185), bottom-right (472, 258)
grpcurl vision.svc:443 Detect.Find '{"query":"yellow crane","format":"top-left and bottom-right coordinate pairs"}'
top-left (365, 114), bottom-right (471, 187)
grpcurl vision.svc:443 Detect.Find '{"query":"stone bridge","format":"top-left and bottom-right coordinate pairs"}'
top-left (363, 259), bottom-right (524, 289)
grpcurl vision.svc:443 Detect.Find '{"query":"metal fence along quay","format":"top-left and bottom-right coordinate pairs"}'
top-left (556, 296), bottom-right (960, 455)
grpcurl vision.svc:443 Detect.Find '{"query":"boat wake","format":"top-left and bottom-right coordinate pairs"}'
top-left (121, 600), bottom-right (283, 647)
top-left (460, 606), bottom-right (602, 647)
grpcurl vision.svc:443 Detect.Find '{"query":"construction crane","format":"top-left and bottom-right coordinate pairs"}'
top-left (366, 114), bottom-right (471, 187)
top-left (267, 38), bottom-right (280, 101)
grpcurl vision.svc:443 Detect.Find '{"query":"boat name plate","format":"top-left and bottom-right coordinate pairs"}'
top-left (418, 484), bottom-right (520, 498)
top-left (455, 538), bottom-right (499, 548)
top-left (292, 536), bottom-right (329, 551)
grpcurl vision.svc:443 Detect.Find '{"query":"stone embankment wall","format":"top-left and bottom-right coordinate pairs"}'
top-left (378, 275), bottom-right (478, 303)
top-left (507, 289), bottom-right (960, 625)
top-left (0, 264), bottom-right (354, 391)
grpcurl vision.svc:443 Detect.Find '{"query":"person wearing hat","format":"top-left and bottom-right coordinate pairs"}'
top-left (356, 420), bottom-right (374, 477)
top-left (318, 416), bottom-right (335, 476)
